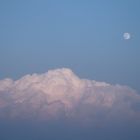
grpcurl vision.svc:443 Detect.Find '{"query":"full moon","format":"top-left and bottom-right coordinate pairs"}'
top-left (123, 32), bottom-right (131, 40)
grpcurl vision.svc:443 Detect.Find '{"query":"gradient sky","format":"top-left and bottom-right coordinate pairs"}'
top-left (0, 0), bottom-right (140, 92)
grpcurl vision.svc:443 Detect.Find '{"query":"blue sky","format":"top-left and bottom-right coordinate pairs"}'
top-left (0, 0), bottom-right (140, 91)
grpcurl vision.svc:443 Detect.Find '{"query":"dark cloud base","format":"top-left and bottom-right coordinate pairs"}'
top-left (0, 120), bottom-right (140, 140)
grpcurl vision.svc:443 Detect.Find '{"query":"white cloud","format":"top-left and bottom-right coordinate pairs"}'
top-left (0, 68), bottom-right (140, 124)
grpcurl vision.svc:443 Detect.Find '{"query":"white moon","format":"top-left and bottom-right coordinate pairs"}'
top-left (123, 32), bottom-right (131, 40)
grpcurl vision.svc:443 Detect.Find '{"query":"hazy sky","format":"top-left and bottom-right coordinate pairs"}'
top-left (0, 0), bottom-right (140, 91)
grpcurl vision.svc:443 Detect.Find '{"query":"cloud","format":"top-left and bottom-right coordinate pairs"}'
top-left (0, 68), bottom-right (140, 125)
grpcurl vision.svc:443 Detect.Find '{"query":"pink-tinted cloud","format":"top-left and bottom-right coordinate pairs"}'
top-left (0, 68), bottom-right (140, 124)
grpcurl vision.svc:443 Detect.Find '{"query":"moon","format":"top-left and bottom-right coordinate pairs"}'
top-left (123, 32), bottom-right (131, 40)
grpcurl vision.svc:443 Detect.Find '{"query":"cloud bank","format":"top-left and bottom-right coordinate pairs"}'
top-left (0, 68), bottom-right (140, 125)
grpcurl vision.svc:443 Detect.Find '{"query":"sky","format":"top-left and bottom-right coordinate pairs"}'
top-left (0, 0), bottom-right (140, 91)
top-left (0, 0), bottom-right (140, 139)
